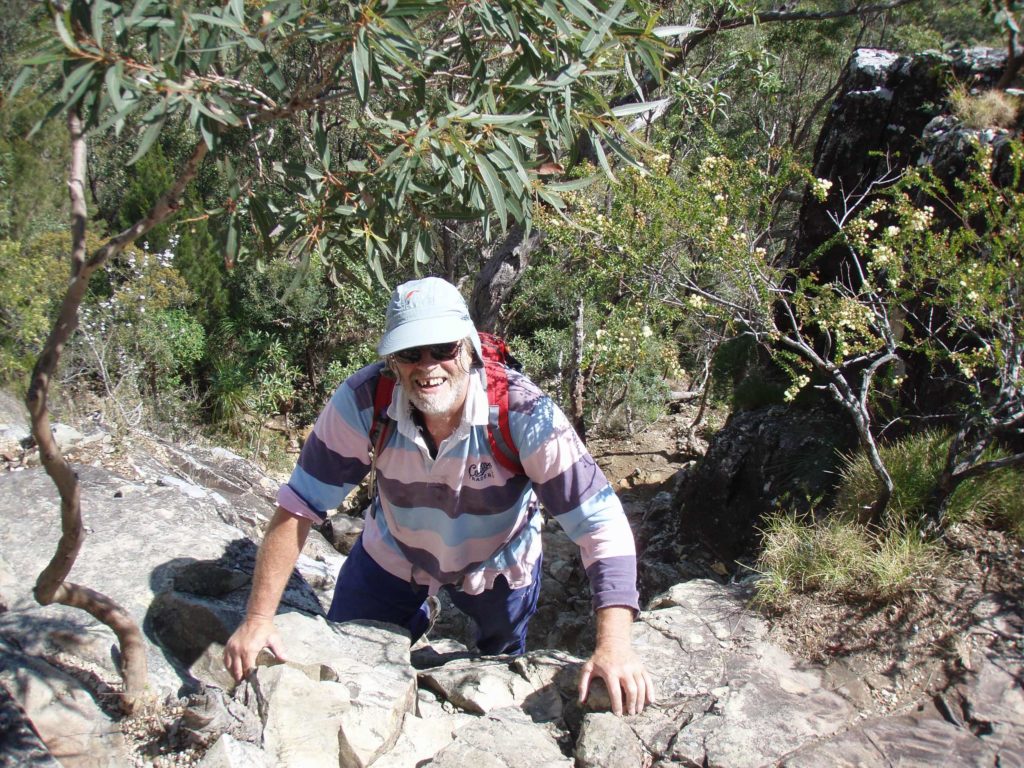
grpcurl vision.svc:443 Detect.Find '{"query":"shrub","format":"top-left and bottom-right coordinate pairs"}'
top-left (0, 236), bottom-right (70, 386)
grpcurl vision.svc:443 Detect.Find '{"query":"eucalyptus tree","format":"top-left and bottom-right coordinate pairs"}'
top-left (12, 0), bottom-right (669, 710)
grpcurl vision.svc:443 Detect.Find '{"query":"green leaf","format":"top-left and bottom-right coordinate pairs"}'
top-left (189, 12), bottom-right (242, 30)
top-left (8, 67), bottom-right (33, 99)
top-left (592, 136), bottom-right (616, 182)
top-left (476, 153), bottom-right (508, 231)
top-left (91, 0), bottom-right (107, 48)
top-left (259, 53), bottom-right (286, 92)
top-left (128, 114), bottom-right (167, 165)
top-left (353, 31), bottom-right (370, 104)
top-left (54, 10), bottom-right (79, 51)
top-left (104, 63), bottom-right (125, 112)
top-left (611, 99), bottom-right (667, 118)
top-left (652, 24), bottom-right (700, 38)
top-left (20, 52), bottom-right (67, 66)
top-left (64, 63), bottom-right (97, 107)
top-left (414, 229), bottom-right (431, 264)
top-left (224, 215), bottom-right (239, 265)
top-left (199, 117), bottom-right (218, 152)
top-left (544, 174), bottom-right (599, 192)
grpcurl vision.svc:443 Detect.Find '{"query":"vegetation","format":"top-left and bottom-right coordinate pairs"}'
top-left (1, 0), bottom-right (1022, 700)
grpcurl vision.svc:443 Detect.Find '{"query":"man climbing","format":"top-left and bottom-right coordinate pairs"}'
top-left (224, 276), bottom-right (655, 716)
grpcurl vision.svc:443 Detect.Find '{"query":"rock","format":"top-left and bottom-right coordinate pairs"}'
top-left (426, 707), bottom-right (572, 767)
top-left (419, 657), bottom-right (538, 715)
top-left (0, 647), bottom-right (129, 767)
top-left (0, 466), bottom-right (249, 696)
top-left (250, 665), bottom-right (353, 768)
top-left (241, 615), bottom-right (417, 768)
top-left (325, 511), bottom-right (364, 554)
top-left (0, 680), bottom-right (62, 768)
top-left (179, 687), bottom-right (263, 749)
top-left (49, 423), bottom-right (84, 451)
top-left (574, 712), bottom-right (648, 768)
top-left (672, 405), bottom-right (858, 561)
top-left (633, 580), bottom-right (853, 767)
top-left (196, 733), bottom-right (270, 768)
top-left (780, 709), bottom-right (999, 767)
top-left (372, 707), bottom-right (475, 768)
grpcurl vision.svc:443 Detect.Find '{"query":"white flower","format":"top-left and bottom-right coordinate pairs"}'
top-left (641, 325), bottom-right (653, 338)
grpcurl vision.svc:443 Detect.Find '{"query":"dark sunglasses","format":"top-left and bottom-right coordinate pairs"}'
top-left (393, 340), bottom-right (462, 364)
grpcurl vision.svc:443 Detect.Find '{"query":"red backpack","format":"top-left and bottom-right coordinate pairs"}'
top-left (368, 331), bottom-right (524, 474)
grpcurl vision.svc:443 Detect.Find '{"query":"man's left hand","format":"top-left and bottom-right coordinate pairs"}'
top-left (578, 606), bottom-right (656, 716)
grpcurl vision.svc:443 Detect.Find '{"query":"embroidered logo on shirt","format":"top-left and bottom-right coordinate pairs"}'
top-left (469, 461), bottom-right (493, 481)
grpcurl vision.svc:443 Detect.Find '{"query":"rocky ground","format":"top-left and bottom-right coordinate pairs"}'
top-left (591, 407), bottom-right (1024, 724)
top-left (1, 390), bottom-right (1022, 766)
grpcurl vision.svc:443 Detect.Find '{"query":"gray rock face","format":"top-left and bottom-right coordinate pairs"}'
top-left (791, 47), bottom-right (1007, 282)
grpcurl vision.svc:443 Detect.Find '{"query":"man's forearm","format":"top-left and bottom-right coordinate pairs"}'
top-left (245, 506), bottom-right (313, 621)
top-left (595, 605), bottom-right (634, 648)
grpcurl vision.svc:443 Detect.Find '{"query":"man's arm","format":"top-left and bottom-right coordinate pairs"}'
top-left (578, 606), bottom-right (656, 716)
top-left (223, 506), bottom-right (312, 682)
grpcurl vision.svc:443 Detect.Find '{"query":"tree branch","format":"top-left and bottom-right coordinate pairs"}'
top-left (26, 113), bottom-right (209, 713)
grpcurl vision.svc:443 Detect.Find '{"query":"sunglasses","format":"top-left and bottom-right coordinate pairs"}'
top-left (393, 340), bottom-right (462, 364)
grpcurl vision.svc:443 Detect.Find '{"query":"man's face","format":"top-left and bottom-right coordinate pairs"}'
top-left (393, 340), bottom-right (472, 417)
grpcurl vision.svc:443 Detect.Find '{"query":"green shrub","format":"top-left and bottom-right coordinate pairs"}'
top-left (0, 236), bottom-right (69, 385)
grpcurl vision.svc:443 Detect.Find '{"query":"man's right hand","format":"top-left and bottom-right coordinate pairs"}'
top-left (223, 616), bottom-right (288, 683)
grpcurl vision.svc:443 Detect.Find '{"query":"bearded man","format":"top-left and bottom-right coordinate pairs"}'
top-left (224, 276), bottom-right (655, 716)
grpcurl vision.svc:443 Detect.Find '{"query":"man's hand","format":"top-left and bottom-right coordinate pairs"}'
top-left (222, 507), bottom-right (311, 683)
top-left (223, 616), bottom-right (288, 683)
top-left (578, 606), bottom-right (656, 716)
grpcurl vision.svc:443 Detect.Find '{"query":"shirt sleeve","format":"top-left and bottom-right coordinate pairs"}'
top-left (276, 363), bottom-right (382, 521)
top-left (507, 371), bottom-right (640, 613)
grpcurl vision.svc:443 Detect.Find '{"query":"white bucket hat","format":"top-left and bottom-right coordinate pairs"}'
top-left (377, 277), bottom-right (483, 362)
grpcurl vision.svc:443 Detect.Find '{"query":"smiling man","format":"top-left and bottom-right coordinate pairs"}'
top-left (224, 276), bottom-right (655, 716)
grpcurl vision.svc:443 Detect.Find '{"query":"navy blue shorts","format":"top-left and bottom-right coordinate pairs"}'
top-left (326, 535), bottom-right (542, 655)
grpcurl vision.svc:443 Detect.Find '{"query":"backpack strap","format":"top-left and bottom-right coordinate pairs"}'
top-left (484, 360), bottom-right (524, 475)
top-left (368, 368), bottom-right (396, 503)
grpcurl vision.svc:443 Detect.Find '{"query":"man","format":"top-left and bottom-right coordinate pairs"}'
top-left (224, 276), bottom-right (655, 716)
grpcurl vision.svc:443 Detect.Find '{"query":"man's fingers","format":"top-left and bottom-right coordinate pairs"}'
top-left (577, 662), bottom-right (593, 703)
top-left (607, 672), bottom-right (624, 716)
top-left (643, 670), bottom-right (657, 705)
top-left (266, 633), bottom-right (288, 663)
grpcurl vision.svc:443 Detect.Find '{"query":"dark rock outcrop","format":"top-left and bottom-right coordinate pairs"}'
top-left (673, 404), bottom-right (859, 562)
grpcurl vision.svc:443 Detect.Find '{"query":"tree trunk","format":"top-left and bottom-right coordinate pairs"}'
top-left (469, 224), bottom-right (545, 333)
top-left (569, 296), bottom-right (587, 440)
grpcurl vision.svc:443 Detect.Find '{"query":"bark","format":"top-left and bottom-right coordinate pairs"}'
top-left (569, 296), bottom-right (587, 440)
top-left (469, 224), bottom-right (545, 333)
top-left (25, 109), bottom-right (208, 713)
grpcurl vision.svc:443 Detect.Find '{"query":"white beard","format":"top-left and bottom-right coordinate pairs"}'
top-left (404, 365), bottom-right (470, 416)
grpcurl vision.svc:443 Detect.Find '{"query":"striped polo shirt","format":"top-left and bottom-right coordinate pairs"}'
top-left (277, 362), bottom-right (639, 612)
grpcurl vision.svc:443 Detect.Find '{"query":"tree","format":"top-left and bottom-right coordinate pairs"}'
top-left (655, 136), bottom-right (1024, 528)
top-left (11, 0), bottom-right (670, 709)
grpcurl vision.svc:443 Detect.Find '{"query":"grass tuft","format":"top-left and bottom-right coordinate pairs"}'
top-left (753, 429), bottom-right (1022, 610)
